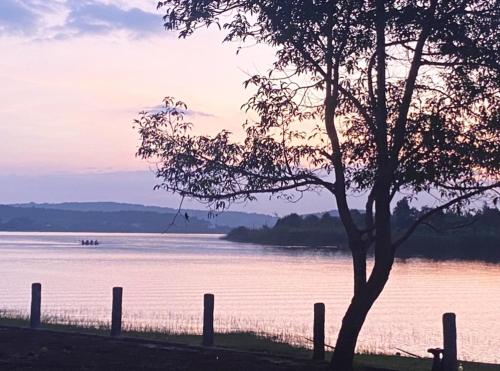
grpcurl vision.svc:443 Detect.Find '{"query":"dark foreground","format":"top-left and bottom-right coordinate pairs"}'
top-left (2, 326), bottom-right (498, 371)
top-left (0, 326), bottom-right (383, 371)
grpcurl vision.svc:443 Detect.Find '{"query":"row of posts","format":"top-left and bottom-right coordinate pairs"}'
top-left (28, 283), bottom-right (459, 369)
top-left (30, 284), bottom-right (215, 346)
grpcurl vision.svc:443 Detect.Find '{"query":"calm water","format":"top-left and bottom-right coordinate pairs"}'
top-left (0, 232), bottom-right (499, 363)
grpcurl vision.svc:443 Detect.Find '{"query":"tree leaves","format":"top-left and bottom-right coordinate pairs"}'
top-left (147, 0), bottom-right (499, 211)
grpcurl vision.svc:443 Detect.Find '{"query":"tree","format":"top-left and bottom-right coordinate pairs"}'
top-left (275, 213), bottom-right (303, 228)
top-left (136, 1), bottom-right (500, 369)
top-left (303, 214), bottom-right (320, 227)
top-left (392, 198), bottom-right (418, 230)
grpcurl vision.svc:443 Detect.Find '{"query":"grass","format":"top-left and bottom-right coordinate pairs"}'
top-left (0, 312), bottom-right (497, 371)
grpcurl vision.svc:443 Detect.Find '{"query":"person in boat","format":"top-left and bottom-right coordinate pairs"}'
top-left (81, 240), bottom-right (99, 246)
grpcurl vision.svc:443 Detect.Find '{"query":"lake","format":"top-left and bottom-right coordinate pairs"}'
top-left (0, 232), bottom-right (499, 363)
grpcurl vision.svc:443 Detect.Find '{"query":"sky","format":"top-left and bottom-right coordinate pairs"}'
top-left (0, 0), bottom-right (348, 214)
top-left (0, 0), bottom-right (316, 213)
top-left (0, 0), bottom-right (454, 215)
top-left (0, 0), bottom-right (434, 215)
top-left (0, 0), bottom-right (278, 171)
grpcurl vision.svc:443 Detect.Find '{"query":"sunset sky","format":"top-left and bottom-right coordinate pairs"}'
top-left (0, 0), bottom-right (276, 173)
top-left (0, 0), bottom-right (346, 213)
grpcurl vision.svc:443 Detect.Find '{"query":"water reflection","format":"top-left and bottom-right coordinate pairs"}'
top-left (0, 232), bottom-right (499, 363)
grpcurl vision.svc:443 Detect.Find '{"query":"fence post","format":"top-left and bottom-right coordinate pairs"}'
top-left (203, 293), bottom-right (214, 346)
top-left (313, 303), bottom-right (325, 360)
top-left (30, 283), bottom-right (41, 329)
top-left (442, 312), bottom-right (458, 371)
top-left (111, 287), bottom-right (123, 337)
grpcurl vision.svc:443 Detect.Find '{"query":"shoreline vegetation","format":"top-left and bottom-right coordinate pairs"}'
top-left (0, 314), bottom-right (498, 371)
top-left (225, 200), bottom-right (500, 262)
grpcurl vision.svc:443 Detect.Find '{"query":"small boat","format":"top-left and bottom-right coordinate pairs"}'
top-left (81, 240), bottom-right (99, 246)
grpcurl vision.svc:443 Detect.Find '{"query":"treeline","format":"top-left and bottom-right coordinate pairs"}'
top-left (394, 201), bottom-right (500, 261)
top-left (226, 212), bottom-right (350, 246)
top-left (225, 200), bottom-right (500, 262)
top-left (0, 205), bottom-right (229, 233)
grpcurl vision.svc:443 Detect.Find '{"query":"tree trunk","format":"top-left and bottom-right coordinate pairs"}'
top-left (331, 296), bottom-right (369, 370)
top-left (331, 260), bottom-right (393, 371)
top-left (331, 186), bottom-right (393, 371)
top-left (331, 1), bottom-right (394, 368)
top-left (352, 247), bottom-right (367, 296)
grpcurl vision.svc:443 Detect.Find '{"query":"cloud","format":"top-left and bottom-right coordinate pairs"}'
top-left (0, 0), bottom-right (40, 36)
top-left (58, 0), bottom-right (162, 38)
top-left (0, 0), bottom-right (164, 39)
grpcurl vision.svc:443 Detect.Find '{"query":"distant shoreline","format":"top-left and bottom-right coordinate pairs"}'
top-left (222, 235), bottom-right (500, 263)
top-left (0, 203), bottom-right (232, 234)
top-left (0, 229), bottom-right (224, 234)
top-left (224, 209), bottom-right (500, 263)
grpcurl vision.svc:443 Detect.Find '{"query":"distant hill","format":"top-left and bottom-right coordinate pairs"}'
top-left (12, 202), bottom-right (278, 229)
top-left (0, 205), bottom-right (228, 233)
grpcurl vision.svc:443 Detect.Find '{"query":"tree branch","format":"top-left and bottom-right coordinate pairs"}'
top-left (390, 0), bottom-right (438, 170)
top-left (171, 180), bottom-right (319, 202)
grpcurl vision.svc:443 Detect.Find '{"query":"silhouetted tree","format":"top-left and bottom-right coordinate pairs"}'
top-left (319, 212), bottom-right (337, 227)
top-left (275, 213), bottom-right (303, 228)
top-left (137, 1), bottom-right (500, 369)
top-left (393, 198), bottom-right (418, 230)
top-left (303, 214), bottom-right (320, 227)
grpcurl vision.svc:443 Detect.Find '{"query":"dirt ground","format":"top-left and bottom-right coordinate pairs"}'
top-left (0, 326), bottom-right (391, 371)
